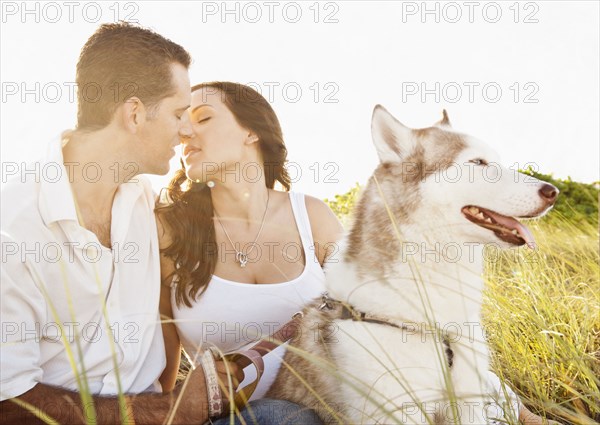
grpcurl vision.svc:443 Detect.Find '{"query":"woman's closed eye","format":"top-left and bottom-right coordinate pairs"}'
top-left (196, 117), bottom-right (211, 124)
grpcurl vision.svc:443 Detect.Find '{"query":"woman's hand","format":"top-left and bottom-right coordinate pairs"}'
top-left (216, 358), bottom-right (245, 411)
top-left (172, 356), bottom-right (244, 422)
top-left (216, 358), bottom-right (245, 394)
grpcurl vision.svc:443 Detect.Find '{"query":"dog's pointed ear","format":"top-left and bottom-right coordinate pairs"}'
top-left (435, 109), bottom-right (451, 127)
top-left (371, 105), bottom-right (414, 163)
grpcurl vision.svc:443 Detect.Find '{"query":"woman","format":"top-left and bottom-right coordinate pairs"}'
top-left (156, 81), bottom-right (343, 421)
top-left (156, 82), bottom-right (554, 425)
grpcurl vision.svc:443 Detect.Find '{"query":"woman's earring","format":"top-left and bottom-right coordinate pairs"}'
top-left (207, 180), bottom-right (215, 188)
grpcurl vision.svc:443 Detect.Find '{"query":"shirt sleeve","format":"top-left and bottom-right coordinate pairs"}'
top-left (0, 232), bottom-right (46, 401)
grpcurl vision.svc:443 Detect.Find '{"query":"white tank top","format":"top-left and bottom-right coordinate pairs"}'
top-left (171, 192), bottom-right (326, 399)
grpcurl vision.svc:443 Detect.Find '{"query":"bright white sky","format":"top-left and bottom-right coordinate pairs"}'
top-left (1, 1), bottom-right (598, 199)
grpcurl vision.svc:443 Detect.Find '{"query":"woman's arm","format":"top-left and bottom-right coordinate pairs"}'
top-left (156, 215), bottom-right (182, 393)
top-left (155, 213), bottom-right (244, 405)
top-left (304, 195), bottom-right (345, 266)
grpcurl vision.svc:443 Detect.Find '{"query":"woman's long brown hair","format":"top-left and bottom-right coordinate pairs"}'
top-left (155, 82), bottom-right (291, 307)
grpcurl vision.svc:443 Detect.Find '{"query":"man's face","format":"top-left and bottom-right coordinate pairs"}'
top-left (137, 62), bottom-right (192, 175)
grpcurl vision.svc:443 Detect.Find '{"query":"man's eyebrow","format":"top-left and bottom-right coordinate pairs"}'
top-left (190, 104), bottom-right (214, 114)
top-left (176, 105), bottom-right (190, 112)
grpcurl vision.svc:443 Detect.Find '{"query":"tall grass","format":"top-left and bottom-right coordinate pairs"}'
top-left (13, 206), bottom-right (596, 424)
top-left (483, 215), bottom-right (600, 424)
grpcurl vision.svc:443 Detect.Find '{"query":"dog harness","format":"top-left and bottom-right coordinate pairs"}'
top-left (316, 292), bottom-right (455, 368)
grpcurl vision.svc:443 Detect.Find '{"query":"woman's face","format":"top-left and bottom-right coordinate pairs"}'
top-left (182, 87), bottom-right (257, 183)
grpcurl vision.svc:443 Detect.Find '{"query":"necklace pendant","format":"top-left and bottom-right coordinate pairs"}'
top-left (214, 191), bottom-right (270, 270)
top-left (236, 251), bottom-right (248, 268)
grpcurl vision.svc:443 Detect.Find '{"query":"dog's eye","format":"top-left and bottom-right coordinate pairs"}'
top-left (469, 159), bottom-right (488, 166)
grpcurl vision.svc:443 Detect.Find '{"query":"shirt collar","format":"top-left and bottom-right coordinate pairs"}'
top-left (38, 132), bottom-right (147, 229)
top-left (38, 132), bottom-right (79, 226)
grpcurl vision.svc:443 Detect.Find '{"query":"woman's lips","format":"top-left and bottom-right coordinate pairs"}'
top-left (183, 146), bottom-right (201, 158)
top-left (184, 150), bottom-right (201, 161)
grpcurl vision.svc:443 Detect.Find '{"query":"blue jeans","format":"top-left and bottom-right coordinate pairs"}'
top-left (208, 399), bottom-right (323, 425)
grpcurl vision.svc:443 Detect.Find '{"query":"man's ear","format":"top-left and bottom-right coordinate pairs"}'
top-left (119, 97), bottom-right (145, 133)
top-left (245, 132), bottom-right (259, 145)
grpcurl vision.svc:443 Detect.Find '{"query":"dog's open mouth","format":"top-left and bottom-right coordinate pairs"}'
top-left (462, 206), bottom-right (535, 248)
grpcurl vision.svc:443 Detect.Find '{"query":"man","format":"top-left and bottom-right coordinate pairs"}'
top-left (0, 22), bottom-right (320, 424)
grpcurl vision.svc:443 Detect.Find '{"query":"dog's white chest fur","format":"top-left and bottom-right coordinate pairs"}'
top-left (329, 317), bottom-right (490, 424)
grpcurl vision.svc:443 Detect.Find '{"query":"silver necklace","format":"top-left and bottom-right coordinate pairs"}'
top-left (213, 191), bottom-right (270, 268)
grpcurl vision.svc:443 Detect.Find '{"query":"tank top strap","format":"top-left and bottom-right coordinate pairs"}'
top-left (288, 192), bottom-right (320, 267)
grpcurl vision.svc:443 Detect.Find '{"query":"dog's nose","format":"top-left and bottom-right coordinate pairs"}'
top-left (539, 183), bottom-right (558, 204)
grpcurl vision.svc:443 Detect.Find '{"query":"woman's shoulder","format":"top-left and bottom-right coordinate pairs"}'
top-left (272, 189), bottom-right (341, 237)
top-left (295, 192), bottom-right (344, 239)
top-left (290, 191), bottom-right (332, 218)
top-left (301, 193), bottom-right (333, 217)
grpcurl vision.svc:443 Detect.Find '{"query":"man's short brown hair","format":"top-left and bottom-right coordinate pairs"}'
top-left (76, 22), bottom-right (191, 131)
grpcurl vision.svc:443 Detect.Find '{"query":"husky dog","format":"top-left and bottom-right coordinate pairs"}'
top-left (267, 106), bottom-right (558, 424)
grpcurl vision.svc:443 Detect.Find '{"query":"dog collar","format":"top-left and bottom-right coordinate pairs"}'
top-left (317, 292), bottom-right (454, 368)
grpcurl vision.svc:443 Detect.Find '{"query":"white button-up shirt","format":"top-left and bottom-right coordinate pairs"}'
top-left (1, 135), bottom-right (165, 401)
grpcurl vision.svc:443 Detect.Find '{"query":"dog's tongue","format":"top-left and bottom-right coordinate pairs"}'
top-left (486, 209), bottom-right (536, 249)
